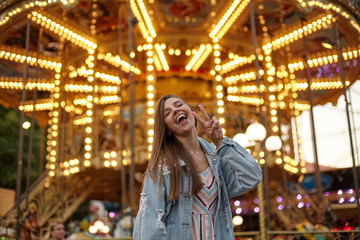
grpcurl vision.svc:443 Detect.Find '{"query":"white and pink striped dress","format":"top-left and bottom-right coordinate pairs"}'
top-left (191, 167), bottom-right (218, 240)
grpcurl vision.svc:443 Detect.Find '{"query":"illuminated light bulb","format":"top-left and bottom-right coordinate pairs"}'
top-left (147, 65), bottom-right (154, 71)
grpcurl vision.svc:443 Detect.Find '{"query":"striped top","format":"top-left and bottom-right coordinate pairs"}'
top-left (191, 167), bottom-right (218, 240)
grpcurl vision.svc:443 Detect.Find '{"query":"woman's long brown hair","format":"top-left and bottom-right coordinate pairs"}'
top-left (146, 94), bottom-right (203, 201)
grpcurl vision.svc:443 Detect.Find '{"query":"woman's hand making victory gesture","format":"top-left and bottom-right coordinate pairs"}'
top-left (192, 105), bottom-right (223, 148)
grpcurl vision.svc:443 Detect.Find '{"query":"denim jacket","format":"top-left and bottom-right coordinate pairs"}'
top-left (133, 136), bottom-right (262, 240)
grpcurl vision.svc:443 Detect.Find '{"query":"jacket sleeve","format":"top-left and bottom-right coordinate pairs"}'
top-left (133, 171), bottom-right (168, 240)
top-left (217, 136), bottom-right (262, 198)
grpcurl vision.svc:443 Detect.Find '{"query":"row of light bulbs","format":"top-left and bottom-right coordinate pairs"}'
top-left (103, 150), bottom-right (132, 168)
top-left (0, 78), bottom-right (54, 91)
top-left (0, 48), bottom-right (62, 71)
top-left (212, 43), bottom-right (226, 133)
top-left (0, 0), bottom-right (63, 27)
top-left (209, 0), bottom-right (250, 40)
top-left (69, 66), bottom-right (122, 85)
top-left (270, 14), bottom-right (335, 51)
top-left (227, 79), bottom-right (350, 95)
top-left (97, 53), bottom-right (141, 75)
top-left (140, 44), bottom-right (193, 57)
top-left (220, 13), bottom-right (343, 75)
top-left (308, 1), bottom-right (360, 35)
top-left (154, 44), bottom-right (169, 71)
top-left (259, 13), bottom-right (281, 137)
top-left (221, 55), bottom-right (255, 74)
top-left (130, 0), bottom-right (156, 41)
top-left (225, 70), bottom-right (264, 85)
top-left (185, 44), bottom-right (213, 71)
top-left (60, 158), bottom-right (80, 176)
top-left (223, 45), bottom-right (359, 88)
top-left (226, 94), bottom-right (309, 112)
top-left (45, 67), bottom-right (62, 177)
top-left (73, 95), bottom-right (120, 106)
top-left (291, 79), bottom-right (350, 91)
top-left (19, 101), bottom-right (53, 112)
top-left (146, 48), bottom-right (156, 159)
top-left (152, 54), bottom-right (163, 71)
top-left (82, 52), bottom-right (96, 168)
top-left (29, 11), bottom-right (97, 51)
top-left (65, 84), bottom-right (118, 94)
top-left (289, 47), bottom-right (360, 72)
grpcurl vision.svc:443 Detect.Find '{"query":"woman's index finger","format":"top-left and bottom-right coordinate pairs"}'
top-left (192, 111), bottom-right (205, 125)
top-left (198, 105), bottom-right (210, 121)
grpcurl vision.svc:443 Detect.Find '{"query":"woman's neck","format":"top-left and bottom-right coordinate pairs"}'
top-left (176, 129), bottom-right (202, 154)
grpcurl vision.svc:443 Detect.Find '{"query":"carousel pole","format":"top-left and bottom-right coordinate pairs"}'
top-left (302, 28), bottom-right (323, 204)
top-left (59, 39), bottom-right (68, 209)
top-left (348, 88), bottom-right (360, 183)
top-left (334, 21), bottom-right (360, 226)
top-left (25, 27), bottom-right (43, 202)
top-left (15, 17), bottom-right (31, 240)
top-left (128, 0), bottom-right (136, 232)
top-left (117, 0), bottom-right (127, 211)
top-left (274, 61), bottom-right (289, 215)
top-left (250, 1), bottom-right (267, 239)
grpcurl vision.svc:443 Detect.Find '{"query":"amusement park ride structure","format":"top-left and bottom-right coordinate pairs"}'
top-left (0, 0), bottom-right (360, 237)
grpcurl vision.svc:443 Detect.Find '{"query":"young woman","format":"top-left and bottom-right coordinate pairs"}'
top-left (133, 94), bottom-right (262, 240)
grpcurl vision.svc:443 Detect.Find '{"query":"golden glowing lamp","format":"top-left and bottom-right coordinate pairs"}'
top-left (22, 121), bottom-right (31, 129)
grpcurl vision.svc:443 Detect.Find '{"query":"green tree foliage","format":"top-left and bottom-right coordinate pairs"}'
top-left (0, 106), bottom-right (46, 194)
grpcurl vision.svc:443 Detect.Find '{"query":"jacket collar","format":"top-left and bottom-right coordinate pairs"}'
top-left (198, 136), bottom-right (216, 156)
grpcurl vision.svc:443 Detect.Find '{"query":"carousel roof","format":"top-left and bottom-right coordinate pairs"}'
top-left (0, 0), bottom-right (359, 109)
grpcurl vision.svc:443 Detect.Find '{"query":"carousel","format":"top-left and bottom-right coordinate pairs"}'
top-left (0, 0), bottom-right (360, 239)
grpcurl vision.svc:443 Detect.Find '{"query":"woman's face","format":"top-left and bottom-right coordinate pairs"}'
top-left (163, 97), bottom-right (195, 136)
top-left (51, 224), bottom-right (65, 240)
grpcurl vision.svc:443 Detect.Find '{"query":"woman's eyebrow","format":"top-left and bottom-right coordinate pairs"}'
top-left (164, 100), bottom-right (182, 112)
top-left (173, 100), bottom-right (182, 105)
